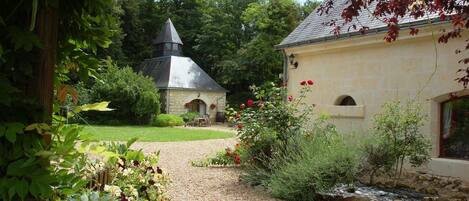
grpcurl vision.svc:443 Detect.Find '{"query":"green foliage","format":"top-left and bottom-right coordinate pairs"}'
top-left (231, 82), bottom-right (314, 163)
top-left (100, 0), bottom-right (311, 102)
top-left (266, 134), bottom-right (360, 201)
top-left (362, 100), bottom-right (431, 184)
top-left (68, 138), bottom-right (170, 200)
top-left (217, 0), bottom-right (302, 91)
top-left (1, 0), bottom-right (118, 199)
top-left (88, 61), bottom-right (160, 124)
top-left (152, 114), bottom-right (185, 127)
top-left (180, 112), bottom-right (200, 123)
top-left (192, 143), bottom-right (247, 167)
top-left (228, 80), bottom-right (360, 200)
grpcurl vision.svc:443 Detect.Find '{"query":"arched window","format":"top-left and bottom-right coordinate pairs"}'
top-left (335, 95), bottom-right (357, 106)
top-left (440, 95), bottom-right (469, 160)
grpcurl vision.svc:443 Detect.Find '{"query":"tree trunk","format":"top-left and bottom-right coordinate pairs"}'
top-left (30, 4), bottom-right (59, 124)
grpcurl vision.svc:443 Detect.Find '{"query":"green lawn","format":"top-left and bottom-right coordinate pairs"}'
top-left (81, 125), bottom-right (234, 142)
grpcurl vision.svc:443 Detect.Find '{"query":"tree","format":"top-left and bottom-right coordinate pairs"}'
top-left (318, 0), bottom-right (469, 87)
top-left (1, 0), bottom-right (117, 199)
top-left (301, 0), bottom-right (321, 18)
top-left (195, 0), bottom-right (256, 75)
top-left (87, 61), bottom-right (160, 125)
top-left (217, 0), bottom-right (302, 101)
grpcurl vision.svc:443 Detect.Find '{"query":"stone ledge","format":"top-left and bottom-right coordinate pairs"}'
top-left (321, 105), bottom-right (365, 118)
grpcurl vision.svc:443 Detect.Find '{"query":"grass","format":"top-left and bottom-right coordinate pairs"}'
top-left (81, 125), bottom-right (234, 142)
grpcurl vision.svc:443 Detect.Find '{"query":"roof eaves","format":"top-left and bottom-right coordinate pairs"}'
top-left (275, 18), bottom-right (446, 50)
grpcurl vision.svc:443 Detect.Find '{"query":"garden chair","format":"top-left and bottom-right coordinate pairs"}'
top-left (200, 114), bottom-right (211, 127)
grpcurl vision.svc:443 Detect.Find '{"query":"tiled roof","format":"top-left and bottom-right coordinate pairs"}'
top-left (277, 0), bottom-right (441, 49)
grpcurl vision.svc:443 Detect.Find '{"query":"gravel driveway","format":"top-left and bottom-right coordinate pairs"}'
top-left (132, 138), bottom-right (278, 201)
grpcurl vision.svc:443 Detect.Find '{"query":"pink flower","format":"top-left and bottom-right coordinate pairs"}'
top-left (247, 99), bottom-right (254, 107)
top-left (288, 95), bottom-right (293, 101)
top-left (307, 80), bottom-right (314, 85)
top-left (240, 103), bottom-right (246, 109)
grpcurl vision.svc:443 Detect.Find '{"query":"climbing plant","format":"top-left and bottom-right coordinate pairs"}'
top-left (0, 0), bottom-right (117, 200)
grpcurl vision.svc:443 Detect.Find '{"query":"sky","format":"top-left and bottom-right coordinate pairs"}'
top-left (295, 0), bottom-right (322, 5)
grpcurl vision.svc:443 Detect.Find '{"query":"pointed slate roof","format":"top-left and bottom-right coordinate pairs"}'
top-left (139, 19), bottom-right (227, 92)
top-left (276, 0), bottom-right (442, 49)
top-left (139, 56), bottom-right (227, 92)
top-left (154, 19), bottom-right (183, 45)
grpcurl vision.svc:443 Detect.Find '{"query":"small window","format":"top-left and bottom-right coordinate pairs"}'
top-left (440, 96), bottom-right (469, 160)
top-left (335, 95), bottom-right (357, 106)
top-left (172, 43), bottom-right (179, 51)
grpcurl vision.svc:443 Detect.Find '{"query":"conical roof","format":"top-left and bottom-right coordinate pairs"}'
top-left (154, 19), bottom-right (183, 45)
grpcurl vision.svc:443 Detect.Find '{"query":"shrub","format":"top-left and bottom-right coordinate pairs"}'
top-left (239, 132), bottom-right (360, 201)
top-left (180, 112), bottom-right (199, 123)
top-left (152, 114), bottom-right (184, 127)
top-left (362, 100), bottom-right (431, 184)
top-left (229, 81), bottom-right (315, 164)
top-left (70, 138), bottom-right (170, 200)
top-left (192, 143), bottom-right (247, 167)
top-left (87, 60), bottom-right (160, 124)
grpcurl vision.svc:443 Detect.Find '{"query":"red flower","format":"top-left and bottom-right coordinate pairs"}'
top-left (237, 124), bottom-right (243, 129)
top-left (240, 103), bottom-right (246, 109)
top-left (225, 148), bottom-right (232, 157)
top-left (300, 80), bottom-right (306, 85)
top-left (234, 154), bottom-right (241, 164)
top-left (307, 80), bottom-right (314, 85)
top-left (288, 95), bottom-right (293, 102)
top-left (247, 99), bottom-right (254, 107)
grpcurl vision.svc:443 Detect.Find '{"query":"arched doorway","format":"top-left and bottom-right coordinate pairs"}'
top-left (188, 99), bottom-right (207, 116)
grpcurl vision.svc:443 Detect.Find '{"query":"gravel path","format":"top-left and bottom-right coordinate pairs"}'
top-left (132, 138), bottom-right (278, 201)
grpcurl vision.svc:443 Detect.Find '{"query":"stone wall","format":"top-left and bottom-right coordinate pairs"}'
top-left (165, 89), bottom-right (226, 122)
top-left (283, 25), bottom-right (469, 181)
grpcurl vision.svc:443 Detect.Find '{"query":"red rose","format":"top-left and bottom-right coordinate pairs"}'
top-left (307, 80), bottom-right (314, 85)
top-left (288, 95), bottom-right (293, 102)
top-left (300, 80), bottom-right (306, 85)
top-left (234, 154), bottom-right (241, 164)
top-left (237, 124), bottom-right (243, 129)
top-left (247, 99), bottom-right (254, 107)
top-left (240, 103), bottom-right (246, 109)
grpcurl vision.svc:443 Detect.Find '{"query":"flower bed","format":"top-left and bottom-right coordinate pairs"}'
top-left (70, 139), bottom-right (171, 200)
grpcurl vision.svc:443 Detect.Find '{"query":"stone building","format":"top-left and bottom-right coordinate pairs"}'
top-left (139, 19), bottom-right (227, 121)
top-left (277, 2), bottom-right (469, 181)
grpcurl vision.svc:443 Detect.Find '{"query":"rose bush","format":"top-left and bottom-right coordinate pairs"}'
top-left (228, 81), bottom-right (315, 163)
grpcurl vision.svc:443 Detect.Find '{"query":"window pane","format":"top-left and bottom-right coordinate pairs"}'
top-left (441, 97), bottom-right (469, 160)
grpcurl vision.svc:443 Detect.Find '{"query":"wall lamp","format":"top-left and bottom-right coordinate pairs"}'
top-left (289, 54), bottom-right (298, 69)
